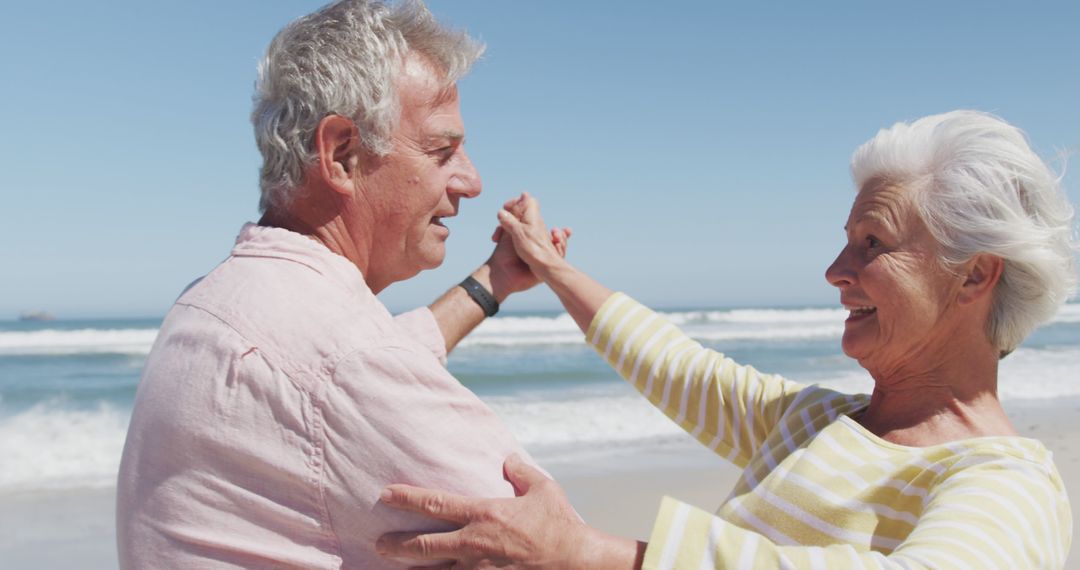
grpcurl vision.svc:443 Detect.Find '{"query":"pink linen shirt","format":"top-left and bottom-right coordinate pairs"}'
top-left (117, 224), bottom-right (532, 569)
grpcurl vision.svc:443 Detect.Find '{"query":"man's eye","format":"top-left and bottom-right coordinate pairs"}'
top-left (430, 146), bottom-right (455, 158)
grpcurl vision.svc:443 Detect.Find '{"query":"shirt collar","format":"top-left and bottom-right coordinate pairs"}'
top-left (231, 223), bottom-right (374, 302)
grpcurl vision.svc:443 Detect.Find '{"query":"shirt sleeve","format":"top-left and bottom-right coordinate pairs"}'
top-left (392, 307), bottom-right (448, 366)
top-left (586, 293), bottom-right (805, 466)
top-left (319, 342), bottom-right (532, 563)
top-left (642, 452), bottom-right (1072, 569)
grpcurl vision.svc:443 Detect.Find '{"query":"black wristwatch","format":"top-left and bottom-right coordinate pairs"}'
top-left (459, 276), bottom-right (499, 317)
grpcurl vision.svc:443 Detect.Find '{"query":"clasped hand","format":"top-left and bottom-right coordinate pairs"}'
top-left (485, 193), bottom-right (572, 296)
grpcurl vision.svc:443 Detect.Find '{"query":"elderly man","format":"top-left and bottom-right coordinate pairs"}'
top-left (116, 1), bottom-right (554, 567)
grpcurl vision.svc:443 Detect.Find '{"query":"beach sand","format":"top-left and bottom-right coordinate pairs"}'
top-left (2, 398), bottom-right (1077, 569)
top-left (0, 487), bottom-right (117, 569)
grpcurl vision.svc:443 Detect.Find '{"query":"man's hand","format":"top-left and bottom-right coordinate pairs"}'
top-left (495, 193), bottom-right (572, 283)
top-left (485, 205), bottom-right (571, 299)
top-left (427, 195), bottom-right (570, 355)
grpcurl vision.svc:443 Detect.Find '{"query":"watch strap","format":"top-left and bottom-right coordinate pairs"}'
top-left (459, 276), bottom-right (499, 317)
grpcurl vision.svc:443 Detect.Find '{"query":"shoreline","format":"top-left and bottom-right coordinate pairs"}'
top-left (1, 396), bottom-right (1077, 568)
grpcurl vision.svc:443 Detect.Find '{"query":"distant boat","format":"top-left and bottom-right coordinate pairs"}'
top-left (18, 311), bottom-right (55, 322)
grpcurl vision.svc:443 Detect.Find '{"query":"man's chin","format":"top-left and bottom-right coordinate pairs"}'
top-left (422, 252), bottom-right (446, 270)
top-left (379, 249), bottom-right (447, 288)
top-left (411, 251), bottom-right (447, 276)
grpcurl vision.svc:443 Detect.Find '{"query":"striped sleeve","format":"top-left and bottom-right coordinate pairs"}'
top-left (586, 293), bottom-right (805, 466)
top-left (645, 497), bottom-right (892, 569)
top-left (643, 452), bottom-right (1072, 569)
top-left (894, 452), bottom-right (1072, 569)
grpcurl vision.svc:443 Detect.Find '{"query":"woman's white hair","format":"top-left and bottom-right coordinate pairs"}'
top-left (851, 110), bottom-right (1078, 357)
top-left (251, 0), bottom-right (483, 212)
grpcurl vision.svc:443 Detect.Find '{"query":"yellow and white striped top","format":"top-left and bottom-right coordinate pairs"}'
top-left (587, 293), bottom-right (1072, 569)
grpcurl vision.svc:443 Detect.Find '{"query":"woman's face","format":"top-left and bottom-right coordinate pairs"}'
top-left (825, 182), bottom-right (964, 373)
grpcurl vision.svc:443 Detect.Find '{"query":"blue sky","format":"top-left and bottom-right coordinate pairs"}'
top-left (1, 1), bottom-right (1078, 318)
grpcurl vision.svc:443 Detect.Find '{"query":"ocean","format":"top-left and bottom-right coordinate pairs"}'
top-left (2, 303), bottom-right (1079, 494)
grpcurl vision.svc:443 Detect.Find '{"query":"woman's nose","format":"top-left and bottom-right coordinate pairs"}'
top-left (825, 246), bottom-right (854, 288)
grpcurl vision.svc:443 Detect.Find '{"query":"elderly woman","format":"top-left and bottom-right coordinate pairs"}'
top-left (378, 111), bottom-right (1076, 568)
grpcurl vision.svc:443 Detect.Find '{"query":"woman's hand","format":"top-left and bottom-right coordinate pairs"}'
top-left (376, 454), bottom-right (642, 569)
top-left (484, 195), bottom-right (571, 298)
top-left (496, 193), bottom-right (573, 282)
top-left (495, 192), bottom-right (614, 334)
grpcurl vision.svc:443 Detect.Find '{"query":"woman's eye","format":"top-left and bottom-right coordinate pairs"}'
top-left (866, 235), bottom-right (881, 249)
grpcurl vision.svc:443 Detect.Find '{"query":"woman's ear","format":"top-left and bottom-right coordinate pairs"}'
top-left (313, 115), bottom-right (360, 197)
top-left (958, 253), bottom-right (1004, 306)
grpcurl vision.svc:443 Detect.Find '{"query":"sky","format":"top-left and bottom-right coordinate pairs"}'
top-left (1, 1), bottom-right (1078, 318)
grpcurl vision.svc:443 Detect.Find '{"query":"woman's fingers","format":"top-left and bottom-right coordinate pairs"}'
top-left (376, 529), bottom-right (461, 561)
top-left (380, 485), bottom-right (478, 525)
top-left (551, 228), bottom-right (570, 257)
top-left (502, 454), bottom-right (550, 496)
top-left (553, 227), bottom-right (571, 242)
top-left (502, 192), bottom-right (543, 225)
top-left (380, 455), bottom-right (594, 567)
top-left (496, 209), bottom-right (523, 237)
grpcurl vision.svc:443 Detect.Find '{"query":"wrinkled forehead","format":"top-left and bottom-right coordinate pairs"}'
top-left (848, 178), bottom-right (920, 230)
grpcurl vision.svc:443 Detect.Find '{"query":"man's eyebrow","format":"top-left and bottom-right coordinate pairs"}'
top-left (425, 131), bottom-right (464, 145)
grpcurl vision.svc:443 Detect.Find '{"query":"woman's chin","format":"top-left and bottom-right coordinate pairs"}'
top-left (840, 333), bottom-right (870, 361)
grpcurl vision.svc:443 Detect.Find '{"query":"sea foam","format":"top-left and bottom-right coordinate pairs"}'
top-left (0, 402), bottom-right (128, 492)
top-left (1, 345), bottom-right (1077, 492)
top-left (459, 307), bottom-right (847, 347)
top-left (455, 303), bottom-right (1080, 348)
top-left (3, 304), bottom-right (1076, 354)
top-left (487, 343), bottom-right (1080, 460)
top-left (1054, 303), bottom-right (1080, 323)
top-left (0, 329), bottom-right (158, 356)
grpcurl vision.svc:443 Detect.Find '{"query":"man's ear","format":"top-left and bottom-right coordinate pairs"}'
top-left (313, 115), bottom-right (360, 197)
top-left (958, 253), bottom-right (1004, 306)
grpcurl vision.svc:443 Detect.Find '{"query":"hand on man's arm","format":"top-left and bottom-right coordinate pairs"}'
top-left (377, 454), bottom-right (645, 569)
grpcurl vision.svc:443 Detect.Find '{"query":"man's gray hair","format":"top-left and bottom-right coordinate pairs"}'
top-left (252, 0), bottom-right (484, 212)
top-left (851, 110), bottom-right (1078, 357)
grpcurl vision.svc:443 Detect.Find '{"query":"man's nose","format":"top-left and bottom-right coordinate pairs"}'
top-left (448, 149), bottom-right (482, 199)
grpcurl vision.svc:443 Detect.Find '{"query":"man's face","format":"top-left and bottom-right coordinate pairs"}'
top-left (359, 56), bottom-right (481, 288)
